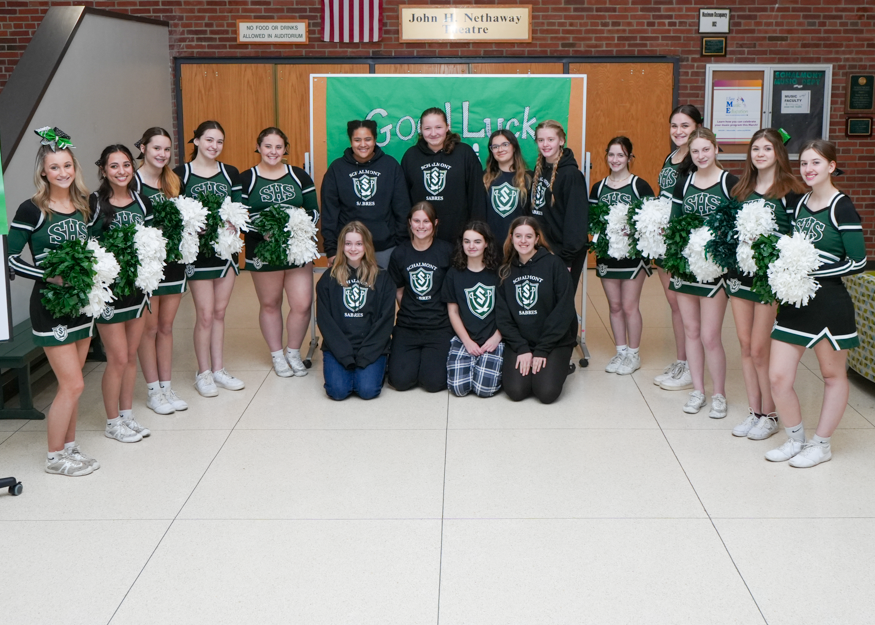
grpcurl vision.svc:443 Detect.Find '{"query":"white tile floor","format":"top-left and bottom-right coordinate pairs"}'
top-left (2, 271), bottom-right (875, 624)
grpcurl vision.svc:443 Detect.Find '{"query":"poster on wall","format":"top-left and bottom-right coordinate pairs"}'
top-left (711, 79), bottom-right (763, 144)
top-left (771, 69), bottom-right (828, 157)
top-left (0, 139), bottom-right (12, 342)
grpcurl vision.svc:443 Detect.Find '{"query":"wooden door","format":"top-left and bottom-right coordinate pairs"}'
top-left (276, 63), bottom-right (369, 169)
top-left (179, 64), bottom-right (276, 173)
top-left (470, 63), bottom-right (563, 75)
top-left (375, 63), bottom-right (468, 74)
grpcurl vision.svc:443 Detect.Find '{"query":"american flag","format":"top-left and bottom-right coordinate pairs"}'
top-left (322, 0), bottom-right (383, 42)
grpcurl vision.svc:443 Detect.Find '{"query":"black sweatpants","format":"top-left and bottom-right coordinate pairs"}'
top-left (502, 345), bottom-right (574, 404)
top-left (388, 326), bottom-right (453, 393)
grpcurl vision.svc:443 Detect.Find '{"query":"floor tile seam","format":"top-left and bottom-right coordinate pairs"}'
top-left (436, 386), bottom-right (450, 625)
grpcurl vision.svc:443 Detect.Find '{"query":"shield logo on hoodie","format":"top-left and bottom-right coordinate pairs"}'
top-left (464, 283), bottom-right (495, 320)
top-left (343, 282), bottom-right (368, 312)
top-left (353, 175), bottom-right (377, 201)
top-left (491, 182), bottom-right (519, 218)
top-left (409, 267), bottom-right (434, 296)
top-left (515, 280), bottom-right (539, 310)
top-left (532, 179), bottom-right (548, 212)
top-left (423, 166), bottom-right (447, 195)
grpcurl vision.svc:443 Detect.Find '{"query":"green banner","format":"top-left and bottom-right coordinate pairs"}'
top-left (0, 141), bottom-right (6, 235)
top-left (325, 75), bottom-right (572, 168)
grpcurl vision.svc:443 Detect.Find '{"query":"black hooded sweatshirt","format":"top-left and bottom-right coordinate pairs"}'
top-left (316, 267), bottom-right (396, 369)
top-left (401, 138), bottom-right (487, 243)
top-left (529, 148), bottom-right (589, 266)
top-left (496, 247), bottom-right (578, 358)
top-left (321, 146), bottom-right (410, 257)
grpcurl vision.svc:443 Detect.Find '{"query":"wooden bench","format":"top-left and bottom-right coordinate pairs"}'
top-left (0, 320), bottom-right (49, 420)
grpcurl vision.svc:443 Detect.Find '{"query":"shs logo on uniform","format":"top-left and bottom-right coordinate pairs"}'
top-left (47, 219), bottom-right (87, 245)
top-left (353, 175), bottom-right (378, 201)
top-left (423, 166), bottom-right (447, 195)
top-left (343, 283), bottom-right (368, 313)
top-left (190, 181), bottom-right (229, 197)
top-left (408, 267), bottom-right (434, 296)
top-left (794, 216), bottom-right (826, 242)
top-left (259, 182), bottom-right (296, 204)
top-left (464, 283), bottom-right (495, 320)
top-left (515, 279), bottom-right (539, 310)
top-left (658, 166), bottom-right (677, 191)
top-left (491, 182), bottom-right (519, 218)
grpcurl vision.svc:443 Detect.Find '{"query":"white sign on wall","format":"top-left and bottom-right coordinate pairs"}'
top-left (236, 20), bottom-right (308, 44)
top-left (699, 9), bottom-right (730, 34)
top-left (781, 91), bottom-right (811, 114)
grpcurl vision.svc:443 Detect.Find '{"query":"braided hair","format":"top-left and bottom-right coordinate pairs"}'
top-left (531, 120), bottom-right (566, 209)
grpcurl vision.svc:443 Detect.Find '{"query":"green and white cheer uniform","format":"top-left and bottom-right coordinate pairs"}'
top-left (133, 171), bottom-right (187, 296)
top-left (8, 200), bottom-right (94, 346)
top-left (771, 192), bottom-right (867, 350)
top-left (657, 150), bottom-right (682, 200)
top-left (589, 175), bottom-right (655, 280)
top-left (241, 164), bottom-right (319, 272)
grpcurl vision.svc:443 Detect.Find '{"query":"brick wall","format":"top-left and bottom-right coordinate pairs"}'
top-left (1, 0), bottom-right (873, 243)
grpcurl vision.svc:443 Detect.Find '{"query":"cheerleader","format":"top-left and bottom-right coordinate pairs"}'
top-left (443, 221), bottom-right (503, 398)
top-left (387, 202), bottom-right (454, 392)
top-left (728, 129), bottom-right (805, 440)
top-left (316, 222), bottom-right (395, 400)
top-left (173, 121), bottom-right (245, 397)
top-left (766, 140), bottom-right (867, 468)
top-left (89, 145), bottom-right (152, 443)
top-left (668, 128), bottom-right (739, 417)
top-left (321, 119), bottom-right (409, 269)
top-left (133, 127), bottom-right (188, 415)
top-left (8, 128), bottom-right (97, 475)
top-left (589, 136), bottom-right (655, 376)
top-left (242, 127), bottom-right (318, 378)
top-left (401, 107), bottom-right (486, 243)
top-left (530, 120), bottom-right (589, 286)
top-left (653, 105), bottom-right (703, 390)
top-left (496, 216), bottom-right (577, 404)
top-left (483, 129), bottom-right (531, 246)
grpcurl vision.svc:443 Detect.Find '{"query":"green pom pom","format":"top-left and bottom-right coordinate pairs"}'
top-left (662, 213), bottom-right (704, 282)
top-left (101, 224), bottom-right (139, 297)
top-left (196, 191), bottom-right (225, 257)
top-left (252, 205), bottom-right (292, 267)
top-left (704, 198), bottom-right (742, 272)
top-left (151, 197), bottom-right (184, 263)
top-left (751, 233), bottom-right (779, 303)
top-left (588, 201), bottom-right (611, 259)
top-left (40, 239), bottom-right (97, 318)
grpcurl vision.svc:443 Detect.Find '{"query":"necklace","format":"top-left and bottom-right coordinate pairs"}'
top-left (608, 173), bottom-right (631, 184)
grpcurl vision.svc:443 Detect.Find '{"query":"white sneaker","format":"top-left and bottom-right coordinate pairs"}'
top-left (683, 390), bottom-right (707, 414)
top-left (748, 414), bottom-right (780, 441)
top-left (789, 442), bottom-right (832, 468)
top-left (660, 364), bottom-right (693, 391)
top-left (605, 352), bottom-right (625, 373)
top-left (616, 352), bottom-right (641, 376)
top-left (66, 444), bottom-right (100, 470)
top-left (286, 351), bottom-right (309, 377)
top-left (212, 368), bottom-right (245, 390)
top-left (708, 394), bottom-right (727, 419)
top-left (654, 360), bottom-right (683, 385)
top-left (105, 418), bottom-right (143, 443)
top-left (45, 451), bottom-right (94, 477)
top-left (272, 354), bottom-right (294, 378)
top-left (732, 409), bottom-right (759, 437)
top-left (194, 371), bottom-right (219, 397)
top-left (163, 387), bottom-right (188, 411)
top-left (123, 415), bottom-right (151, 438)
top-left (765, 438), bottom-right (805, 462)
top-left (146, 388), bottom-right (175, 415)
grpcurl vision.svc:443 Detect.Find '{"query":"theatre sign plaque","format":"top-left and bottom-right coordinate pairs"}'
top-left (400, 5), bottom-right (532, 42)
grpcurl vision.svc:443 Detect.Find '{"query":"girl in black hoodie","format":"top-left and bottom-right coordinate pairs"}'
top-left (321, 120), bottom-right (410, 269)
top-left (316, 221), bottom-right (395, 400)
top-left (401, 107), bottom-right (486, 244)
top-left (530, 120), bottom-right (589, 286)
top-left (496, 216), bottom-right (578, 404)
top-left (483, 129), bottom-right (532, 249)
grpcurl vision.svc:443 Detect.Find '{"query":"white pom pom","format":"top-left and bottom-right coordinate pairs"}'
top-left (173, 196), bottom-right (209, 264)
top-left (82, 239), bottom-right (121, 317)
top-left (768, 233), bottom-right (824, 307)
top-left (133, 225), bottom-right (168, 294)
top-left (683, 226), bottom-right (725, 283)
top-left (735, 199), bottom-right (778, 277)
top-left (606, 202), bottom-right (632, 260)
top-left (284, 208), bottom-right (320, 267)
top-left (632, 197), bottom-right (672, 259)
top-left (212, 198), bottom-right (251, 261)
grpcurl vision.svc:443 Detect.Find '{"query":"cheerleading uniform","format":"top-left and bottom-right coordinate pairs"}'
top-left (173, 162), bottom-right (243, 280)
top-left (486, 170), bottom-right (532, 248)
top-left (725, 191), bottom-right (798, 302)
top-left (241, 164), bottom-right (319, 272)
top-left (88, 192), bottom-right (152, 324)
top-left (589, 175), bottom-right (655, 280)
top-left (771, 192), bottom-right (867, 350)
top-left (657, 150), bottom-right (683, 200)
top-left (133, 171), bottom-right (187, 296)
top-left (668, 171), bottom-right (739, 297)
top-left (8, 200), bottom-right (94, 346)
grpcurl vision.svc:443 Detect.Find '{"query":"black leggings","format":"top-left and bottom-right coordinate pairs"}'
top-left (568, 251), bottom-right (588, 294)
top-left (502, 345), bottom-right (574, 404)
top-left (388, 326), bottom-right (453, 393)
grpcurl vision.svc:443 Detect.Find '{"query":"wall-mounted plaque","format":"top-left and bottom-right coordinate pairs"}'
top-left (236, 20), bottom-right (308, 44)
top-left (699, 8), bottom-right (730, 34)
top-left (847, 117), bottom-right (872, 137)
top-left (400, 5), bottom-right (532, 42)
top-left (847, 74), bottom-right (874, 112)
top-left (702, 37), bottom-right (727, 57)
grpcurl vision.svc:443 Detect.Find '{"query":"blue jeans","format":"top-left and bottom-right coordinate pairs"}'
top-left (322, 352), bottom-right (387, 401)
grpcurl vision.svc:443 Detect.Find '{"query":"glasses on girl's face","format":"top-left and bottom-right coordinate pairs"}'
top-left (489, 142), bottom-right (511, 151)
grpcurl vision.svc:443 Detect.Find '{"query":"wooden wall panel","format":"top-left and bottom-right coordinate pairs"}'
top-left (276, 63), bottom-right (369, 169)
top-left (470, 63), bottom-right (563, 74)
top-left (180, 64), bottom-right (276, 173)
top-left (375, 64), bottom-right (468, 74)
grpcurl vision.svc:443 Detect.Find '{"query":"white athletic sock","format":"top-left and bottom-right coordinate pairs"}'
top-left (786, 423), bottom-right (805, 442)
top-left (147, 381), bottom-right (159, 392)
top-left (48, 450), bottom-right (62, 460)
top-left (107, 416), bottom-right (121, 425)
top-left (812, 434), bottom-right (830, 447)
top-left (159, 380), bottom-right (172, 390)
top-left (616, 345), bottom-right (627, 354)
top-left (64, 441), bottom-right (76, 451)
top-left (119, 409), bottom-right (133, 420)
top-left (270, 349), bottom-right (285, 359)
top-left (286, 348), bottom-right (301, 358)
top-left (627, 347), bottom-right (639, 355)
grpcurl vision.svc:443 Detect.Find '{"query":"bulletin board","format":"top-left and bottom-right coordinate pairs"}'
top-left (705, 64), bottom-right (832, 160)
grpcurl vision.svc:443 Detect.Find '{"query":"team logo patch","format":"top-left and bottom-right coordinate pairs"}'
top-left (794, 216), bottom-right (826, 242)
top-left (491, 182), bottom-right (519, 218)
top-left (658, 167), bottom-right (677, 191)
top-left (727, 278), bottom-right (741, 293)
top-left (101, 306), bottom-right (115, 321)
top-left (52, 325), bottom-right (68, 341)
top-left (515, 280), bottom-right (539, 310)
top-left (671, 275), bottom-right (683, 290)
top-left (409, 267), bottom-right (434, 296)
top-left (532, 180), bottom-right (548, 211)
top-left (343, 283), bottom-right (368, 312)
top-left (464, 283), bottom-right (495, 320)
top-left (353, 175), bottom-right (378, 201)
top-left (423, 167), bottom-right (447, 195)
top-left (597, 263), bottom-right (608, 276)
top-left (252, 257), bottom-right (264, 270)
top-left (185, 264), bottom-right (195, 277)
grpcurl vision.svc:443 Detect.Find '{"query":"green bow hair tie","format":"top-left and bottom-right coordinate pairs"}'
top-left (34, 126), bottom-right (74, 151)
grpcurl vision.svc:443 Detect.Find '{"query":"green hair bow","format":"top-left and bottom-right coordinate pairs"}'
top-left (34, 126), bottom-right (74, 151)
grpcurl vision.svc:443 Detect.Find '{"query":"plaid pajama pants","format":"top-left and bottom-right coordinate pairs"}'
top-left (446, 336), bottom-right (504, 398)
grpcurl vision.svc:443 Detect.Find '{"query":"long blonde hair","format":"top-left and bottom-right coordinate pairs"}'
top-left (531, 120), bottom-right (566, 208)
top-left (137, 127), bottom-right (181, 198)
top-left (685, 127), bottom-right (724, 171)
top-left (31, 145), bottom-right (91, 219)
top-left (331, 221), bottom-right (380, 289)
